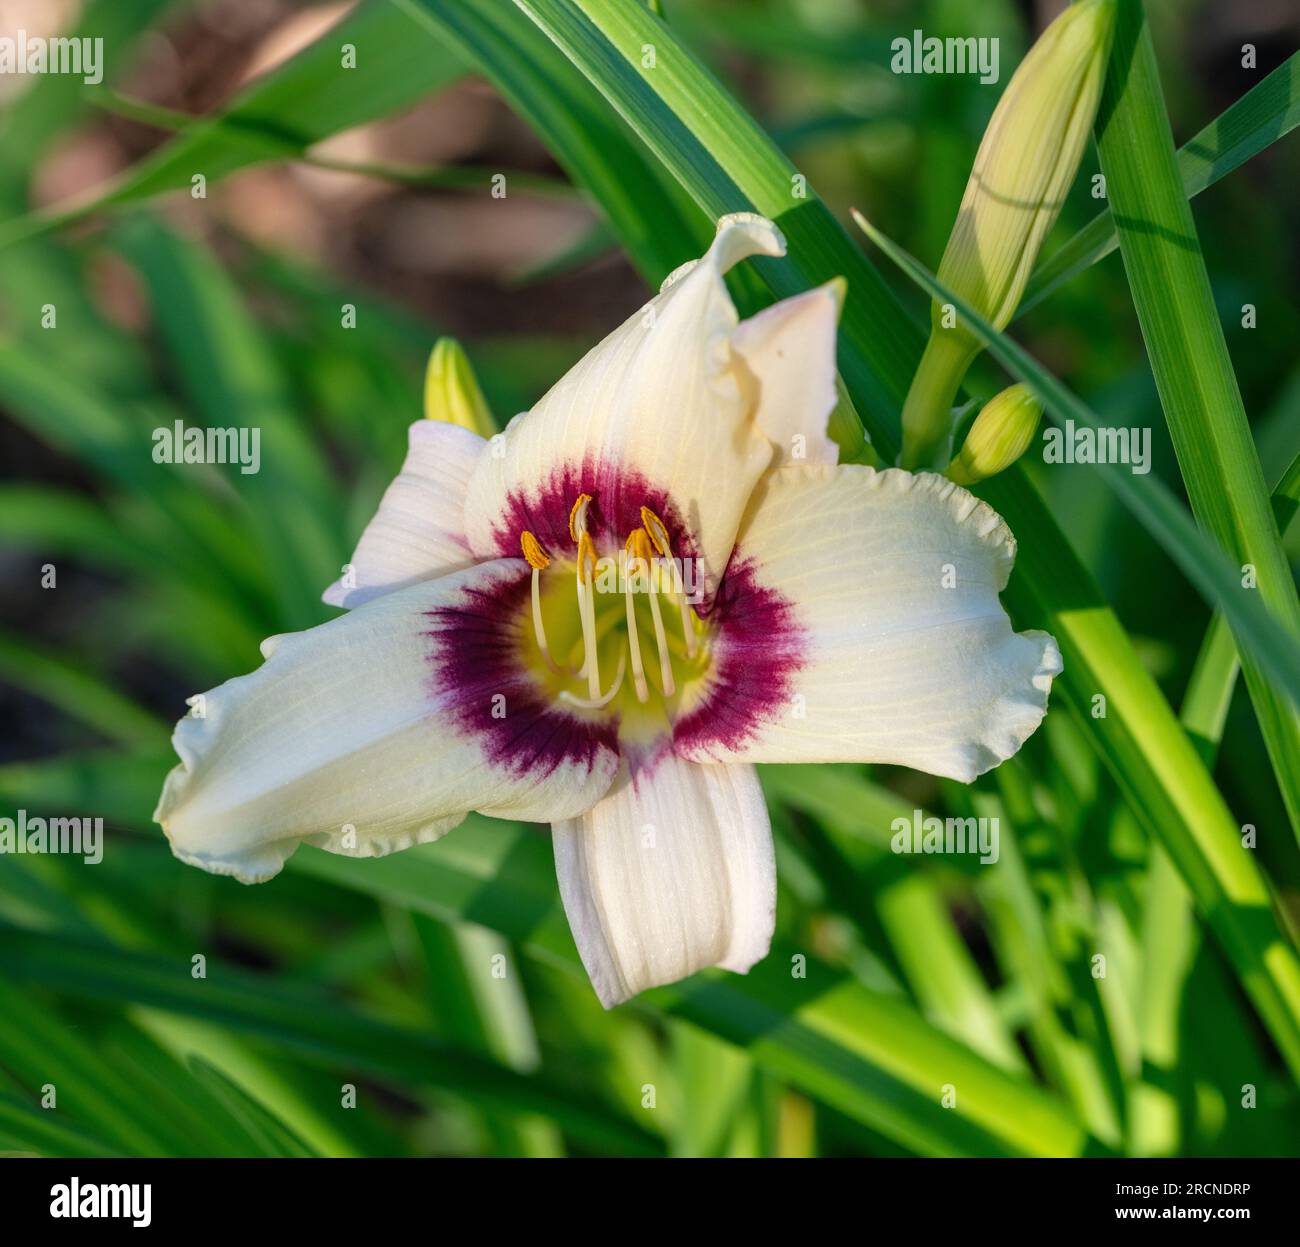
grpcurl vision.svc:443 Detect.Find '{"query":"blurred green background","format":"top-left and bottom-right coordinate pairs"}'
top-left (1, 0), bottom-right (1298, 1158)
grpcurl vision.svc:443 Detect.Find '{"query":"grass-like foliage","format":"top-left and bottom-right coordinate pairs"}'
top-left (0, 0), bottom-right (1297, 1158)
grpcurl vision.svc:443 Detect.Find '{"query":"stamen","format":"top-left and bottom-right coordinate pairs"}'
top-left (560, 652), bottom-right (627, 710)
top-left (622, 533), bottom-right (651, 704)
top-left (646, 588), bottom-right (675, 698)
top-left (639, 505), bottom-right (671, 557)
top-left (569, 493), bottom-right (593, 542)
top-left (529, 567), bottom-right (563, 675)
top-left (639, 505), bottom-right (698, 657)
top-left (675, 592), bottom-right (698, 659)
top-left (519, 531), bottom-right (568, 676)
top-left (520, 530), bottom-right (550, 570)
top-left (575, 529), bottom-right (601, 699)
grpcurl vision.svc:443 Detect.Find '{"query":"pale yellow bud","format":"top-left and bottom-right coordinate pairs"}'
top-left (937, 0), bottom-right (1116, 341)
top-left (901, 0), bottom-right (1115, 470)
top-left (947, 383), bottom-right (1042, 485)
top-left (423, 337), bottom-right (496, 437)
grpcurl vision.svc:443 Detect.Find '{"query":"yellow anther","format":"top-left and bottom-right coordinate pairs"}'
top-left (625, 527), bottom-right (654, 564)
top-left (520, 531), bottom-right (550, 570)
top-left (569, 493), bottom-right (593, 542)
top-left (577, 531), bottom-right (598, 584)
top-left (639, 506), bottom-right (672, 557)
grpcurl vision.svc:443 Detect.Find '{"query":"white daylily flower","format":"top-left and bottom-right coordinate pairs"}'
top-left (155, 213), bottom-right (1061, 1008)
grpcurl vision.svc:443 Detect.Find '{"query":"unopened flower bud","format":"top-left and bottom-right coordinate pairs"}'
top-left (901, 0), bottom-right (1115, 469)
top-left (947, 383), bottom-right (1042, 485)
top-left (424, 337), bottom-right (496, 437)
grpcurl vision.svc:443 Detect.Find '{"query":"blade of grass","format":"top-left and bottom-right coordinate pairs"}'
top-left (498, 0), bottom-right (919, 441)
top-left (0, 924), bottom-right (660, 1157)
top-left (0, 1093), bottom-right (119, 1159)
top-left (394, 0), bottom-right (709, 282)
top-left (410, 916), bottom-right (563, 1156)
top-left (761, 766), bottom-right (1026, 1071)
top-left (0, 631), bottom-right (169, 750)
top-left (1094, 0), bottom-right (1300, 837)
top-left (91, 89), bottom-right (577, 198)
top-left (1022, 49), bottom-right (1300, 317)
top-left (112, 217), bottom-right (341, 631)
top-left (0, 0), bottom-right (176, 198)
top-left (185, 1058), bottom-right (320, 1159)
top-left (1135, 446), bottom-right (1300, 1153)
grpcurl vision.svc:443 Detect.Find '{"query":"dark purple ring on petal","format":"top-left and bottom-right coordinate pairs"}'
top-left (424, 564), bottom-right (619, 780)
top-left (671, 554), bottom-right (808, 758)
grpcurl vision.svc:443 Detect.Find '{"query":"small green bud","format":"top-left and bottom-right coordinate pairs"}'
top-left (900, 0), bottom-right (1115, 470)
top-left (947, 383), bottom-right (1042, 485)
top-left (424, 337), bottom-right (496, 437)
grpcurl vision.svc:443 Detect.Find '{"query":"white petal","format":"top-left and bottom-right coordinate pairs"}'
top-left (731, 280), bottom-right (843, 466)
top-left (676, 466), bottom-right (1061, 782)
top-left (158, 560), bottom-right (618, 883)
top-left (323, 421), bottom-right (485, 609)
top-left (462, 214), bottom-right (786, 606)
top-left (553, 751), bottom-right (775, 1008)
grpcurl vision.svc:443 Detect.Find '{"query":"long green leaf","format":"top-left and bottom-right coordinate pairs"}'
top-left (1135, 448), bottom-right (1300, 1153)
top-left (394, 0), bottom-right (707, 280)
top-left (0, 925), bottom-right (660, 1157)
top-left (1094, 0), bottom-right (1300, 836)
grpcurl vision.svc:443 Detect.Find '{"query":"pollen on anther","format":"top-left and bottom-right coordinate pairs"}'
top-left (520, 530), bottom-right (550, 570)
top-left (640, 505), bottom-right (671, 556)
top-left (569, 493), bottom-right (593, 542)
top-left (625, 527), bottom-right (654, 563)
top-left (517, 527), bottom-right (548, 566)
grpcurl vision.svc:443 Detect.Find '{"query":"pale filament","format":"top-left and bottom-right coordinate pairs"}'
top-left (623, 570), bottom-right (650, 704)
top-left (521, 531), bottom-right (570, 676)
top-left (646, 588), bottom-right (676, 697)
top-left (640, 504), bottom-right (698, 659)
top-left (575, 570), bottom-right (602, 700)
top-left (530, 568), bottom-right (554, 667)
top-left (521, 501), bottom-right (696, 711)
top-left (559, 652), bottom-right (627, 710)
top-left (569, 495), bottom-right (612, 703)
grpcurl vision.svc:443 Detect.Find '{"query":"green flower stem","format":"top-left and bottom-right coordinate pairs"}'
top-left (900, 331), bottom-right (976, 470)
